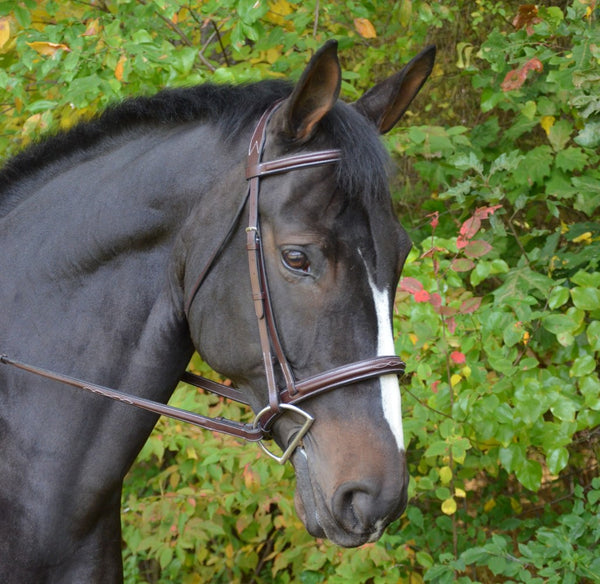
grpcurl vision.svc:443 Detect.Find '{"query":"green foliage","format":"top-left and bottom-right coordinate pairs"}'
top-left (1, 1), bottom-right (599, 583)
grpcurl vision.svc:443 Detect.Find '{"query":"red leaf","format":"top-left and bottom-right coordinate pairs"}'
top-left (414, 289), bottom-right (431, 303)
top-left (399, 277), bottom-right (423, 294)
top-left (456, 235), bottom-right (469, 249)
top-left (439, 305), bottom-right (458, 317)
top-left (460, 216), bottom-right (481, 239)
top-left (446, 316), bottom-right (457, 334)
top-left (450, 351), bottom-right (466, 364)
top-left (428, 211), bottom-right (439, 229)
top-left (464, 240), bottom-right (493, 258)
top-left (431, 380), bottom-right (440, 393)
top-left (474, 204), bottom-right (502, 220)
top-left (421, 246), bottom-right (446, 258)
top-left (501, 58), bottom-right (543, 92)
top-left (512, 4), bottom-right (541, 35)
top-left (429, 293), bottom-right (443, 309)
top-left (460, 296), bottom-right (482, 314)
top-left (451, 258), bottom-right (475, 272)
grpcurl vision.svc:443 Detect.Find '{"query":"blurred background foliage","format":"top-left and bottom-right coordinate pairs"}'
top-left (1, 0), bottom-right (599, 582)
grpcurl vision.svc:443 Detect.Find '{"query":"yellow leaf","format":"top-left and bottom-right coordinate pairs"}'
top-left (266, 47), bottom-right (279, 64)
top-left (0, 17), bottom-right (10, 50)
top-left (483, 498), bottom-right (496, 512)
top-left (115, 54), bottom-right (127, 82)
top-left (572, 231), bottom-right (592, 244)
top-left (269, 0), bottom-right (292, 15)
top-left (455, 487), bottom-right (466, 498)
top-left (441, 497), bottom-right (457, 515)
top-left (399, 0), bottom-right (412, 27)
top-left (266, 0), bottom-right (294, 29)
top-left (27, 41), bottom-right (70, 56)
top-left (22, 113), bottom-right (49, 143)
top-left (169, 471), bottom-right (180, 489)
top-left (354, 17), bottom-right (377, 39)
top-left (439, 466), bottom-right (452, 484)
top-left (450, 373), bottom-right (462, 387)
top-left (82, 18), bottom-right (100, 37)
top-left (540, 115), bottom-right (555, 136)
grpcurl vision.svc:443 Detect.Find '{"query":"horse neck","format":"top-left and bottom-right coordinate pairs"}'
top-left (2, 122), bottom-right (245, 400)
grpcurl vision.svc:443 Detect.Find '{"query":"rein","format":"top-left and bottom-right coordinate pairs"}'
top-left (1, 102), bottom-right (405, 464)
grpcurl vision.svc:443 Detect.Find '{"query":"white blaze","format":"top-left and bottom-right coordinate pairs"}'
top-left (367, 273), bottom-right (405, 451)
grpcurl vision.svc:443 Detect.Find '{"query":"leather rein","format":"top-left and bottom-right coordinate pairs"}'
top-left (1, 102), bottom-right (405, 464)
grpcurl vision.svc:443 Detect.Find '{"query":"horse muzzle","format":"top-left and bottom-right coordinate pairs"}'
top-left (290, 441), bottom-right (409, 547)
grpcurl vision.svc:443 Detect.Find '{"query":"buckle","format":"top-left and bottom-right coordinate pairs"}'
top-left (252, 403), bottom-right (314, 464)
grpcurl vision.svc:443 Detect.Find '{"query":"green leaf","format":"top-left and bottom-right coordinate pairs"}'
top-left (550, 398), bottom-right (577, 421)
top-left (548, 119), bottom-right (572, 151)
top-left (542, 313), bottom-right (581, 335)
top-left (587, 321), bottom-right (600, 351)
top-left (570, 354), bottom-right (596, 377)
top-left (450, 152), bottom-right (484, 174)
top-left (488, 555), bottom-right (507, 576)
top-left (546, 447), bottom-right (569, 475)
top-left (514, 146), bottom-right (553, 185)
top-left (416, 551), bottom-right (434, 569)
top-left (503, 322), bottom-right (524, 347)
top-left (515, 459), bottom-right (543, 491)
top-left (493, 267), bottom-right (554, 304)
top-left (572, 270), bottom-right (600, 287)
top-left (580, 375), bottom-right (600, 410)
top-left (555, 147), bottom-right (588, 172)
top-left (548, 286), bottom-right (570, 309)
top-left (574, 120), bottom-right (600, 148)
top-left (425, 440), bottom-right (448, 458)
top-left (571, 287), bottom-right (600, 311)
top-left (499, 444), bottom-right (524, 473)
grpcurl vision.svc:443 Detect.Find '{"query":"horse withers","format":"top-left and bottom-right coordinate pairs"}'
top-left (0, 41), bottom-right (434, 582)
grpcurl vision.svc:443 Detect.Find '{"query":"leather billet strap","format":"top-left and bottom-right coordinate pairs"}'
top-left (0, 354), bottom-right (263, 441)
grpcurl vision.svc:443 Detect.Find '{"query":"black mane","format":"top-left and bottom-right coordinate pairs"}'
top-left (0, 79), bottom-right (389, 208)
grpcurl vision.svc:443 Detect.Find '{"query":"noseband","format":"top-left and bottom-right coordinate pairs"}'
top-left (1, 103), bottom-right (405, 464)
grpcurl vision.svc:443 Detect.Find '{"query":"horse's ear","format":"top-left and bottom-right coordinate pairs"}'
top-left (282, 40), bottom-right (342, 142)
top-left (353, 45), bottom-right (436, 134)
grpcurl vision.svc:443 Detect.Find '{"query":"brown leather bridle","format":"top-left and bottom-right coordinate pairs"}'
top-left (1, 102), bottom-right (405, 464)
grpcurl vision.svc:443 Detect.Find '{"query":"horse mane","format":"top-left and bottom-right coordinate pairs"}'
top-left (0, 79), bottom-right (389, 213)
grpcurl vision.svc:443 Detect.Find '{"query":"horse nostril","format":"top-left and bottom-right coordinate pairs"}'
top-left (332, 476), bottom-right (409, 537)
top-left (332, 480), bottom-right (382, 534)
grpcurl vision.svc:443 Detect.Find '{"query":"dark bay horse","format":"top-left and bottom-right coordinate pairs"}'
top-left (0, 41), bottom-right (434, 582)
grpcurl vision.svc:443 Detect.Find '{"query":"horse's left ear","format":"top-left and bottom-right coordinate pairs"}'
top-left (282, 39), bottom-right (342, 142)
top-left (354, 45), bottom-right (436, 134)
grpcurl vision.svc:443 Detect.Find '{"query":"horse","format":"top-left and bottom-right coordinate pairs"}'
top-left (0, 40), bottom-right (435, 582)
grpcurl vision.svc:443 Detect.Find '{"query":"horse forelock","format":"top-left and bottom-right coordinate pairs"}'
top-left (318, 102), bottom-right (390, 205)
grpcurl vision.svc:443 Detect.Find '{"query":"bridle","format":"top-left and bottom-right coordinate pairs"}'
top-left (1, 102), bottom-right (405, 464)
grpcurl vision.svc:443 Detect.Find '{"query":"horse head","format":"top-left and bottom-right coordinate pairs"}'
top-left (184, 41), bottom-right (435, 547)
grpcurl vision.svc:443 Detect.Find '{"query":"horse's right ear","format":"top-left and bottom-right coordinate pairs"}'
top-left (353, 46), bottom-right (436, 134)
top-left (281, 40), bottom-right (342, 142)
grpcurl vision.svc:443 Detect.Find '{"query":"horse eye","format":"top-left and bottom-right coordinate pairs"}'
top-left (282, 249), bottom-right (311, 273)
